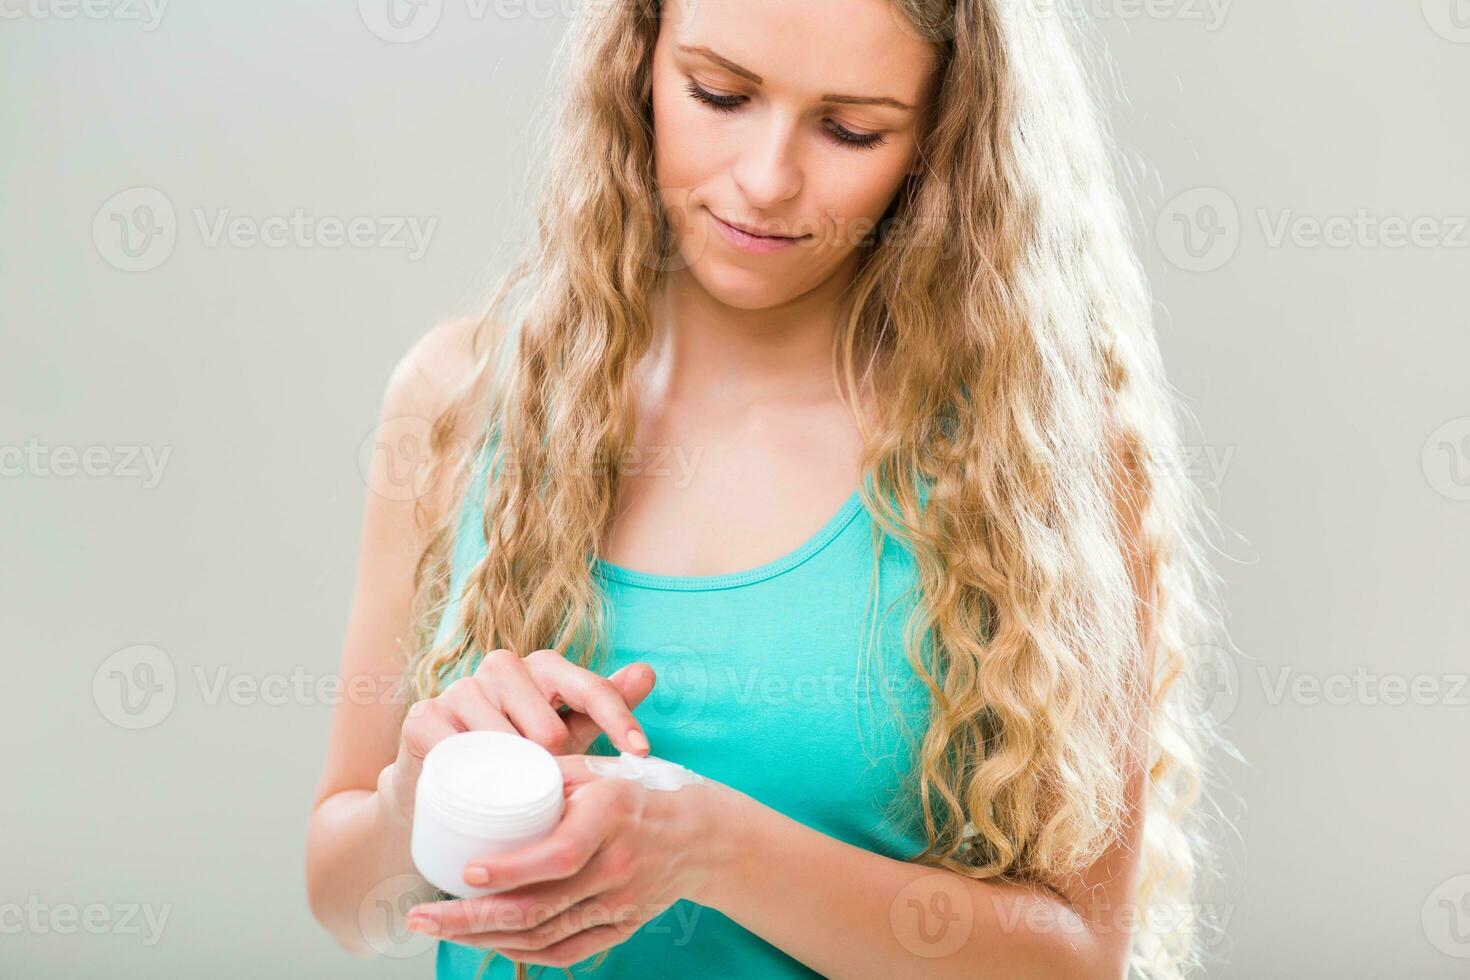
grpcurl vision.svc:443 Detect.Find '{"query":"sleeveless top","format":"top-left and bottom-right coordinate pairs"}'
top-left (429, 435), bottom-right (936, 979)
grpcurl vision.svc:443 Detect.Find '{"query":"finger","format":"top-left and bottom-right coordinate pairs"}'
top-left (415, 847), bottom-right (616, 941)
top-left (450, 891), bottom-right (626, 952)
top-left (463, 777), bottom-right (612, 892)
top-left (563, 663), bottom-right (656, 753)
top-left (400, 699), bottom-right (463, 762)
top-left (435, 676), bottom-right (517, 736)
top-left (525, 651), bottom-right (649, 756)
top-left (493, 916), bottom-right (642, 969)
top-left (473, 649), bottom-right (573, 753)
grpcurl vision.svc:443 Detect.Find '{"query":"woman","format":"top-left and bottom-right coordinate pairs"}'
top-left (307, 0), bottom-right (1234, 977)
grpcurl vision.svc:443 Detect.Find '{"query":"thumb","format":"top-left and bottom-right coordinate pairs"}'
top-left (564, 663), bottom-right (657, 754)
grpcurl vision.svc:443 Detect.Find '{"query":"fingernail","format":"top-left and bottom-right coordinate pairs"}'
top-left (628, 729), bottom-right (650, 754)
top-left (464, 867), bottom-right (490, 886)
top-left (408, 915), bottom-right (439, 935)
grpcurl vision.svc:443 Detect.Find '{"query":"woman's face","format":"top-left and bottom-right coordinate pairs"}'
top-left (650, 0), bottom-right (937, 310)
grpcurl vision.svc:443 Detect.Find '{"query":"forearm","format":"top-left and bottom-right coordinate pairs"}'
top-left (305, 772), bottom-right (423, 957)
top-left (690, 782), bottom-right (1111, 980)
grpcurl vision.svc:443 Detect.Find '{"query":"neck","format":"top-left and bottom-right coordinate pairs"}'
top-left (640, 252), bottom-right (864, 412)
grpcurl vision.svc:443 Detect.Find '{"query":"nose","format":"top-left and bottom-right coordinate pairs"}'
top-left (730, 113), bottom-right (803, 212)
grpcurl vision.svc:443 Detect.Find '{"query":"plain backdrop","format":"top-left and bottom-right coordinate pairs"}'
top-left (3, 2), bottom-right (1467, 977)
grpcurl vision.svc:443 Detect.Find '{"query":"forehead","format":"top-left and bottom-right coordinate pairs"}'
top-left (661, 0), bottom-right (936, 107)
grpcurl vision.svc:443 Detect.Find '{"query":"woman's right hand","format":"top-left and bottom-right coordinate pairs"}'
top-left (378, 648), bottom-right (656, 828)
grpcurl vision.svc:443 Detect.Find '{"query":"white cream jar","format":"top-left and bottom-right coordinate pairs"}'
top-left (410, 731), bottom-right (565, 899)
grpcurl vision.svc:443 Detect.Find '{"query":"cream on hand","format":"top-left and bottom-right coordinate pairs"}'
top-left (409, 731), bottom-right (565, 899)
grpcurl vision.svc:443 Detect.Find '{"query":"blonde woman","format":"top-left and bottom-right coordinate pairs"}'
top-left (307, 0), bottom-right (1233, 977)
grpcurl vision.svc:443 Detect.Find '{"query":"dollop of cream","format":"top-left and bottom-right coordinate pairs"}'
top-left (585, 751), bottom-right (706, 791)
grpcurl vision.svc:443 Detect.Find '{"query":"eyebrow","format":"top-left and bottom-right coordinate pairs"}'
top-left (675, 44), bottom-right (917, 111)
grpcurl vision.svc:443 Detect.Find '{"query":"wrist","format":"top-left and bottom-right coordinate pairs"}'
top-left (680, 778), bottom-right (752, 909)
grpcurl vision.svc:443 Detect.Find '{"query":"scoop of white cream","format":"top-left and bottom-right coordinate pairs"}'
top-left (585, 751), bottom-right (705, 791)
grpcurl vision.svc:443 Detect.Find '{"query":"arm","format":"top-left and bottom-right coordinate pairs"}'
top-left (306, 317), bottom-right (657, 956)
top-left (407, 423), bottom-right (1158, 978)
top-left (687, 426), bottom-right (1157, 979)
top-left (305, 317), bottom-right (482, 955)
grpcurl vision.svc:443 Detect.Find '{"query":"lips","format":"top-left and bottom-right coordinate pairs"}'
top-left (715, 214), bottom-right (806, 240)
top-left (707, 209), bottom-right (812, 255)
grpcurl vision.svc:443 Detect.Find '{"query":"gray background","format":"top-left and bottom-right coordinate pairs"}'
top-left (3, 2), bottom-right (1467, 977)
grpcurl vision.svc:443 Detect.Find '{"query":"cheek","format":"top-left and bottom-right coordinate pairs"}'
top-left (652, 85), bottom-right (728, 193)
top-left (806, 155), bottom-right (914, 246)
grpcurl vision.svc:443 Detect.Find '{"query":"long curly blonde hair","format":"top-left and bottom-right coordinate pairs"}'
top-left (399, 1), bottom-right (1239, 977)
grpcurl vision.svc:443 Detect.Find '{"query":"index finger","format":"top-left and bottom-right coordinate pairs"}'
top-left (524, 650), bottom-right (649, 756)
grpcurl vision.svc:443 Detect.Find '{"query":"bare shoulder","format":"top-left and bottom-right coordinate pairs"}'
top-left (383, 314), bottom-right (496, 422)
top-left (374, 314), bottom-right (505, 533)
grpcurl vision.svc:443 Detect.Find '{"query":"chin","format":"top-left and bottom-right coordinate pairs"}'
top-left (683, 257), bottom-right (795, 310)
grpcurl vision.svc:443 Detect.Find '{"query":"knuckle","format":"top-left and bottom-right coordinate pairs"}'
top-left (443, 676), bottom-right (478, 701)
top-left (531, 723), bottom-right (571, 753)
top-left (478, 648), bottom-right (520, 673)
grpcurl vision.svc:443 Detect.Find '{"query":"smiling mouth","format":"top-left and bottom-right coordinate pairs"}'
top-left (711, 212), bottom-right (812, 241)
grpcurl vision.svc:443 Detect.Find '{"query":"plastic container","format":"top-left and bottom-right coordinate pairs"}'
top-left (410, 730), bottom-right (565, 899)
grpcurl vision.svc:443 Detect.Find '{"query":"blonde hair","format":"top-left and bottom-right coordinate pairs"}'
top-left (401, 1), bottom-right (1239, 977)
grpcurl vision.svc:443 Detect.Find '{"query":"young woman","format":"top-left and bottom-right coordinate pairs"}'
top-left (307, 0), bottom-right (1233, 977)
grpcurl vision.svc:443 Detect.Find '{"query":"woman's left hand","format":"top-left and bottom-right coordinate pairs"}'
top-left (405, 754), bottom-right (732, 967)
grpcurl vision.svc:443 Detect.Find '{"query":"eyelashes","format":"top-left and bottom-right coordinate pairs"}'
top-left (682, 79), bottom-right (889, 151)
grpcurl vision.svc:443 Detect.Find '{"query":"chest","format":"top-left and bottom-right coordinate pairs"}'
top-left (588, 517), bottom-right (933, 861)
top-left (597, 406), bottom-right (865, 579)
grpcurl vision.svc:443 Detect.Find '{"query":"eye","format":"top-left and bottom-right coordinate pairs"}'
top-left (685, 78), bottom-right (889, 151)
top-left (824, 122), bottom-right (888, 151)
top-left (684, 79), bottom-right (745, 113)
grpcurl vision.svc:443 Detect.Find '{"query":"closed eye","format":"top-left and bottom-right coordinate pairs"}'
top-left (683, 79), bottom-right (889, 151)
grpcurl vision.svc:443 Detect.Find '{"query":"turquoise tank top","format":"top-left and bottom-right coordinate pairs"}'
top-left (429, 439), bottom-right (935, 978)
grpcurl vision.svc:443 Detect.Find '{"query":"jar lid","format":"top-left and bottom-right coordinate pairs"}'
top-left (421, 731), bottom-right (563, 825)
